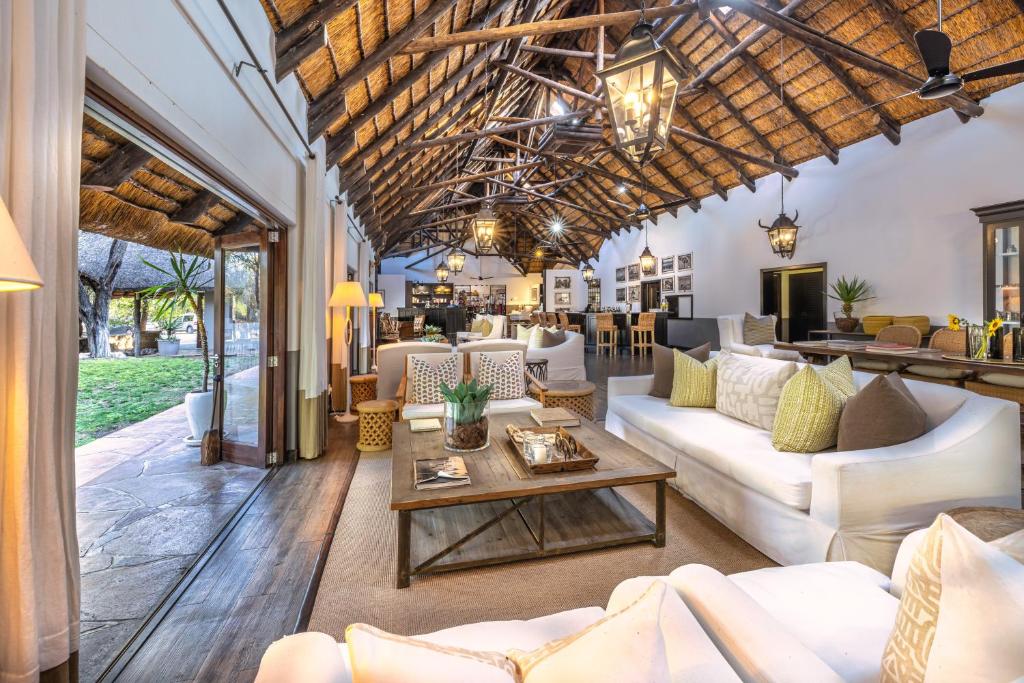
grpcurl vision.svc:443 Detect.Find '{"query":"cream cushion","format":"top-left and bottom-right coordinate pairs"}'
top-left (402, 396), bottom-right (540, 420)
top-left (715, 353), bottom-right (798, 430)
top-left (256, 632), bottom-right (349, 683)
top-left (406, 353), bottom-right (460, 404)
top-left (903, 364), bottom-right (969, 380)
top-left (415, 608), bottom-right (605, 652)
top-left (516, 324), bottom-right (534, 343)
top-left (978, 372), bottom-right (1024, 388)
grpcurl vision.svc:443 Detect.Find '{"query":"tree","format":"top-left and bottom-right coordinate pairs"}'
top-left (141, 250), bottom-right (213, 391)
top-left (78, 239), bottom-right (127, 358)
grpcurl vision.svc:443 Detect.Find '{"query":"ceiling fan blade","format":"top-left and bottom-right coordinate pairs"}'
top-left (648, 198), bottom-right (692, 212)
top-left (962, 58), bottom-right (1024, 83)
top-left (914, 29), bottom-right (953, 77)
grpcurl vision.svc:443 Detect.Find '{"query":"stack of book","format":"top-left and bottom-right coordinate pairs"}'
top-left (826, 340), bottom-right (867, 350)
top-left (865, 342), bottom-right (918, 354)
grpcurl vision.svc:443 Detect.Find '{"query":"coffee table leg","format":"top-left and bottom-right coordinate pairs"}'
top-left (655, 480), bottom-right (666, 547)
top-left (396, 510), bottom-right (411, 589)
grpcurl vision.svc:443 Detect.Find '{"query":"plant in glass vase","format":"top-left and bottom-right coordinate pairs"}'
top-left (827, 275), bottom-right (874, 333)
top-left (439, 379), bottom-right (492, 452)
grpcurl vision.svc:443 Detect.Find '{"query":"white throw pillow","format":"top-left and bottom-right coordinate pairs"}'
top-left (715, 353), bottom-right (797, 430)
top-left (408, 354), bottom-right (459, 404)
top-left (477, 351), bottom-right (525, 400)
top-left (881, 514), bottom-right (1024, 682)
top-left (516, 324), bottom-right (535, 343)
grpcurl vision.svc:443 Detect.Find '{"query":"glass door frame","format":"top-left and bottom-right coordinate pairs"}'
top-left (978, 200), bottom-right (1024, 324)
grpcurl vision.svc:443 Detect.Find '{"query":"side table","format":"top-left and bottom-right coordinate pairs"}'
top-left (525, 358), bottom-right (548, 382)
top-left (356, 399), bottom-right (398, 452)
top-left (530, 380), bottom-right (596, 421)
top-left (350, 373), bottom-right (378, 408)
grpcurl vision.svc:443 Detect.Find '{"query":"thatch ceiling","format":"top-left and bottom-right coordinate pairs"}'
top-left (260, 0), bottom-right (1024, 271)
top-left (79, 114), bottom-right (260, 256)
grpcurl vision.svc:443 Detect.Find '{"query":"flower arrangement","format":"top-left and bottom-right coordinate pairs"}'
top-left (948, 314), bottom-right (1003, 359)
top-left (421, 324), bottom-right (446, 343)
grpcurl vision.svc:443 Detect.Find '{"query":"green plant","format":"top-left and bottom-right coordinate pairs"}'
top-left (423, 324), bottom-right (443, 336)
top-left (141, 249), bottom-right (213, 391)
top-left (156, 315), bottom-right (182, 340)
top-left (827, 275), bottom-right (874, 318)
top-left (439, 379), bottom-right (492, 425)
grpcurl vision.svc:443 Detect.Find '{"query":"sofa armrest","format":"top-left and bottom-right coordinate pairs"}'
top-left (256, 632), bottom-right (351, 683)
top-left (667, 565), bottom-right (843, 683)
top-left (607, 374), bottom-right (654, 400)
top-left (889, 528), bottom-right (929, 599)
top-left (810, 396), bottom-right (1021, 571)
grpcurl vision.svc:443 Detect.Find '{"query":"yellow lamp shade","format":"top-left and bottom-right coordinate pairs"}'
top-left (367, 292), bottom-right (384, 308)
top-left (0, 196), bottom-right (43, 292)
top-left (329, 281), bottom-right (367, 308)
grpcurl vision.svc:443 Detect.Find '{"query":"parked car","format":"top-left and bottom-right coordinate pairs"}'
top-left (174, 312), bottom-right (197, 333)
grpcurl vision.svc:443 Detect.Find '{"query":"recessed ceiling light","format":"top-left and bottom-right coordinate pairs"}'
top-left (719, 5), bottom-right (732, 14)
top-left (551, 219), bottom-right (563, 233)
top-left (617, 184), bottom-right (627, 194)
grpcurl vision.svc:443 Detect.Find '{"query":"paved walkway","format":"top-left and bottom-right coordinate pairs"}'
top-left (76, 403), bottom-right (266, 682)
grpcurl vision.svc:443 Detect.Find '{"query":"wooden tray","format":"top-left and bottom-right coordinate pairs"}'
top-left (504, 425), bottom-right (599, 474)
top-left (942, 354), bottom-right (1024, 366)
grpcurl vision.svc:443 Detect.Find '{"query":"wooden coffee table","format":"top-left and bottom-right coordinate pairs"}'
top-left (389, 412), bottom-right (675, 588)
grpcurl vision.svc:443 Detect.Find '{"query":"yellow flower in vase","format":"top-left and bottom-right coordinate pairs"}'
top-left (987, 317), bottom-right (1005, 338)
top-left (948, 314), bottom-right (961, 332)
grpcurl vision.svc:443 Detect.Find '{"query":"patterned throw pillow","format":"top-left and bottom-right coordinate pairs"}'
top-left (819, 354), bottom-right (856, 399)
top-left (742, 312), bottom-right (776, 345)
top-left (669, 350), bottom-right (720, 408)
top-left (477, 352), bottom-right (524, 400)
top-left (715, 353), bottom-right (797, 430)
top-left (772, 356), bottom-right (857, 452)
top-left (881, 514), bottom-right (1024, 683)
top-left (408, 355), bottom-right (459, 404)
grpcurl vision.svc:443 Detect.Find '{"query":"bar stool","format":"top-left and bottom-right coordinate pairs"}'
top-left (631, 312), bottom-right (656, 356)
top-left (596, 312), bottom-right (617, 356)
top-left (557, 311), bottom-right (581, 334)
top-left (545, 312), bottom-right (558, 327)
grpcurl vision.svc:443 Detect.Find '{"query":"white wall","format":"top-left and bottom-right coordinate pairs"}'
top-left (377, 274), bottom-right (407, 314)
top-left (544, 268), bottom-right (588, 311)
top-left (597, 82), bottom-right (1024, 325)
top-left (380, 252), bottom-right (542, 306)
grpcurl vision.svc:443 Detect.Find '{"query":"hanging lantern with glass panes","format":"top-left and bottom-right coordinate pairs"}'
top-left (473, 204), bottom-right (497, 252)
top-left (435, 261), bottom-right (450, 283)
top-left (582, 262), bottom-right (595, 282)
top-left (597, 21), bottom-right (684, 163)
top-left (446, 249), bottom-right (466, 274)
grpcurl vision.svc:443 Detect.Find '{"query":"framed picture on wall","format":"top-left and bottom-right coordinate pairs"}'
top-left (677, 274), bottom-right (693, 293)
top-left (615, 267), bottom-right (626, 282)
top-left (661, 277), bottom-right (674, 292)
top-left (554, 276), bottom-right (571, 290)
top-left (615, 287), bottom-right (626, 302)
top-left (676, 294), bottom-right (693, 320)
top-left (677, 253), bottom-right (693, 271)
top-left (628, 285), bottom-right (640, 303)
top-left (530, 285), bottom-right (540, 303)
top-left (627, 263), bottom-right (640, 281)
top-left (661, 256), bottom-right (674, 274)
top-left (554, 291), bottom-right (571, 305)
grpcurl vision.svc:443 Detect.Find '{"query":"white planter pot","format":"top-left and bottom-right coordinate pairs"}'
top-left (184, 390), bottom-right (215, 445)
top-left (157, 339), bottom-right (180, 356)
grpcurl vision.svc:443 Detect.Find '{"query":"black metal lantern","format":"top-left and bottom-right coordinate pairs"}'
top-left (582, 262), bottom-right (595, 282)
top-left (435, 261), bottom-right (450, 283)
top-left (759, 173), bottom-right (800, 260)
top-left (639, 244), bottom-right (657, 276)
top-left (473, 204), bottom-right (497, 252)
top-left (597, 22), bottom-right (684, 163)
top-left (446, 249), bottom-right (466, 274)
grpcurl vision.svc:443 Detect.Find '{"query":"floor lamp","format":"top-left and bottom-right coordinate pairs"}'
top-left (0, 197), bottom-right (44, 292)
top-left (329, 281), bottom-right (367, 423)
top-left (368, 291), bottom-right (383, 371)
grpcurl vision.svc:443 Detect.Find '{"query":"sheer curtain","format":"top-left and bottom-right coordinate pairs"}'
top-left (0, 1), bottom-right (86, 681)
top-left (298, 150), bottom-right (329, 459)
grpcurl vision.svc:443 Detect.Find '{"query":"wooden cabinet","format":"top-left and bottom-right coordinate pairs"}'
top-left (976, 201), bottom-right (1024, 325)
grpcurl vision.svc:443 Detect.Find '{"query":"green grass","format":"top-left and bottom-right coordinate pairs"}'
top-left (76, 356), bottom-right (206, 447)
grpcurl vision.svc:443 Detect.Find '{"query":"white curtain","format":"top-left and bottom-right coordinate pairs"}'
top-left (0, 1), bottom-right (85, 681)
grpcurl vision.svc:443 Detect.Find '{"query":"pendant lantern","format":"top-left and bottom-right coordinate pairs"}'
top-left (446, 249), bottom-right (466, 274)
top-left (582, 262), bottom-right (595, 282)
top-left (473, 204), bottom-right (497, 252)
top-left (435, 261), bottom-right (450, 283)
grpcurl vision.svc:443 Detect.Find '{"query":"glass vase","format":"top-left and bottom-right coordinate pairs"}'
top-left (966, 324), bottom-right (988, 360)
top-left (443, 399), bottom-right (490, 452)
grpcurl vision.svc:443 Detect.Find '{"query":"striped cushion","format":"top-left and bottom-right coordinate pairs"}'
top-left (669, 350), bottom-right (721, 408)
top-left (771, 357), bottom-right (851, 453)
top-left (742, 312), bottom-right (775, 345)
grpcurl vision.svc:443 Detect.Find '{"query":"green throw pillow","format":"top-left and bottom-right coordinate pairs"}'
top-left (771, 357), bottom-right (854, 453)
top-left (669, 350), bottom-right (720, 408)
top-left (471, 318), bottom-right (484, 333)
top-left (480, 319), bottom-right (493, 336)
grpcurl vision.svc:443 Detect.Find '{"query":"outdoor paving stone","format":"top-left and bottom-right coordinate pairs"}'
top-left (103, 470), bottom-right (246, 507)
top-left (85, 458), bottom-right (147, 486)
top-left (79, 554), bottom-right (113, 575)
top-left (100, 504), bottom-right (238, 557)
top-left (77, 510), bottom-right (129, 555)
top-left (80, 554), bottom-right (196, 622)
top-left (76, 485), bottom-right (143, 513)
top-left (110, 553), bottom-right (182, 569)
top-left (80, 619), bottom-right (143, 683)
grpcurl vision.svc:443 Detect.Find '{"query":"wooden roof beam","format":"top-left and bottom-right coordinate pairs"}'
top-left (171, 189), bottom-right (220, 225)
top-left (671, 124), bottom-right (798, 177)
top-left (81, 143), bottom-right (151, 190)
top-left (671, 108), bottom-right (756, 193)
top-left (811, 47), bottom-right (901, 145)
top-left (273, 0), bottom-right (357, 79)
top-left (400, 110), bottom-right (593, 153)
top-left (551, 155), bottom-right (688, 206)
top-left (397, 161), bottom-right (543, 198)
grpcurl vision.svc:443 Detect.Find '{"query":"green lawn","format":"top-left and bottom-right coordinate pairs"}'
top-left (76, 356), bottom-right (206, 447)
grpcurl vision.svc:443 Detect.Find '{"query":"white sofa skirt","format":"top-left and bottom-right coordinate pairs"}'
top-left (605, 411), bottom-right (835, 567)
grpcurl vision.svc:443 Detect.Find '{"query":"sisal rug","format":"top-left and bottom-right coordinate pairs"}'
top-left (309, 450), bottom-right (775, 639)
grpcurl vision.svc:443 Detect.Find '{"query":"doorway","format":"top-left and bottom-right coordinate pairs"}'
top-left (761, 263), bottom-right (827, 342)
top-left (640, 281), bottom-right (661, 312)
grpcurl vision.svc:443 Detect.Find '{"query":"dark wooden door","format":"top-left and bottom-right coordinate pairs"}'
top-left (788, 270), bottom-right (826, 342)
top-left (761, 271), bottom-right (783, 338)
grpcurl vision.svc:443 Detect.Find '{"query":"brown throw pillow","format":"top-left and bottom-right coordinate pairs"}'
top-left (838, 373), bottom-right (927, 451)
top-left (539, 328), bottom-right (566, 348)
top-left (649, 342), bottom-right (711, 399)
top-left (742, 312), bottom-right (776, 345)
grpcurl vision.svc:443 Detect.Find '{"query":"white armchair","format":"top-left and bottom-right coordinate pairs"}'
top-left (526, 331), bottom-right (586, 381)
top-left (716, 313), bottom-right (777, 355)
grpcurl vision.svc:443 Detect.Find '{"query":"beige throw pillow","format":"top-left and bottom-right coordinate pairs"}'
top-left (742, 312), bottom-right (775, 345)
top-left (715, 353), bottom-right (797, 430)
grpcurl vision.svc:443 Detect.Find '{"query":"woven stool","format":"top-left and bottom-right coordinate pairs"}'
top-left (350, 373), bottom-right (378, 407)
top-left (531, 380), bottom-right (596, 421)
top-left (356, 399), bottom-right (398, 452)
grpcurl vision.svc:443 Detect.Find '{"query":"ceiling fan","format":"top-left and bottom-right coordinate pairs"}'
top-left (845, 0), bottom-right (1024, 118)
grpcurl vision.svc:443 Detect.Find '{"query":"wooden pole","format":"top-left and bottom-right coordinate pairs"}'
top-left (401, 111), bottom-right (593, 153)
top-left (398, 162), bottom-right (542, 197)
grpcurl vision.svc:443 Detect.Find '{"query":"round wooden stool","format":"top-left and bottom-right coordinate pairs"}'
top-left (350, 373), bottom-right (378, 407)
top-left (948, 506), bottom-right (1024, 541)
top-left (531, 380), bottom-right (597, 421)
top-left (356, 399), bottom-right (398, 452)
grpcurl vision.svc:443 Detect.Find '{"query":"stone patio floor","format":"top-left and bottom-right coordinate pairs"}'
top-left (76, 402), bottom-right (267, 682)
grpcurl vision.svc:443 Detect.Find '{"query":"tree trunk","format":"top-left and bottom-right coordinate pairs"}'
top-left (133, 293), bottom-right (143, 357)
top-left (78, 239), bottom-right (128, 359)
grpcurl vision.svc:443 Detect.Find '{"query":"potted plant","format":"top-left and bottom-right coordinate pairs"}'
top-left (827, 275), bottom-right (874, 333)
top-left (440, 379), bottom-right (492, 452)
top-left (156, 316), bottom-right (182, 356)
top-left (142, 249), bottom-right (214, 446)
top-left (421, 324), bottom-right (446, 343)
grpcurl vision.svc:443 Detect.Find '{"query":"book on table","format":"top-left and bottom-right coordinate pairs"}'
top-left (865, 342), bottom-right (918, 354)
top-left (531, 407), bottom-right (581, 427)
top-left (409, 418), bottom-right (442, 432)
top-left (414, 456), bottom-right (471, 490)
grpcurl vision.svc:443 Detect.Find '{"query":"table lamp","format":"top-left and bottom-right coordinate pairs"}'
top-left (0, 196), bottom-right (43, 292)
top-left (329, 281), bottom-right (367, 423)
top-left (367, 291), bottom-right (383, 371)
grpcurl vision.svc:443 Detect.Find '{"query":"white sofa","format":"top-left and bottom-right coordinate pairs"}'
top-left (605, 360), bottom-right (1021, 573)
top-left (255, 533), bottom-right (957, 683)
top-left (526, 330), bottom-right (586, 381)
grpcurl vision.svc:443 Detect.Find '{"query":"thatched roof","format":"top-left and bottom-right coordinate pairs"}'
top-left (78, 231), bottom-right (214, 294)
top-left (259, 0), bottom-right (1024, 271)
top-left (79, 114), bottom-right (260, 255)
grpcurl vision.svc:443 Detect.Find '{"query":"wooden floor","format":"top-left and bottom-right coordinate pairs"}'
top-left (107, 422), bottom-right (359, 683)
top-left (585, 348), bottom-right (654, 420)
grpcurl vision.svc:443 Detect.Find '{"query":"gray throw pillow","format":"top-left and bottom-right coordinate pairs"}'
top-left (743, 312), bottom-right (776, 345)
top-left (649, 342), bottom-right (711, 399)
top-left (837, 373), bottom-right (927, 451)
top-left (539, 328), bottom-right (566, 348)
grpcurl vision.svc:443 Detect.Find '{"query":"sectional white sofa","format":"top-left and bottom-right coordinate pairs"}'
top-left (605, 359), bottom-right (1021, 573)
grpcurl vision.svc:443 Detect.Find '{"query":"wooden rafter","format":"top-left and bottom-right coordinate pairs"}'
top-left (82, 144), bottom-right (151, 190)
